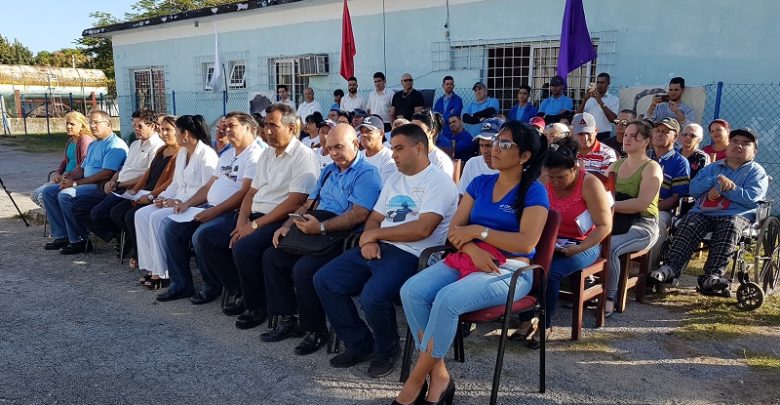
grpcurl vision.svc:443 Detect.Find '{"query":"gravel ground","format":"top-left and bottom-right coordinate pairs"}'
top-left (1, 142), bottom-right (779, 405)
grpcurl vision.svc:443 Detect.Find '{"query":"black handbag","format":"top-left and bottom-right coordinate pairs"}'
top-left (612, 192), bottom-right (639, 235)
top-left (277, 172), bottom-right (351, 256)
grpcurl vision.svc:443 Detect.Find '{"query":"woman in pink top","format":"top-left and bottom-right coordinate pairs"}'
top-left (703, 119), bottom-right (730, 161)
top-left (513, 137), bottom-right (612, 348)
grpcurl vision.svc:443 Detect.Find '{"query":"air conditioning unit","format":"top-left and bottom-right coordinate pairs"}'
top-left (298, 54), bottom-right (329, 76)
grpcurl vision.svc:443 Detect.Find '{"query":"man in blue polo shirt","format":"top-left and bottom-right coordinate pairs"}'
top-left (462, 81), bottom-right (500, 135)
top-left (42, 110), bottom-right (128, 254)
top-left (647, 117), bottom-right (691, 270)
top-left (651, 128), bottom-right (767, 292)
top-left (433, 75), bottom-right (463, 141)
top-left (539, 75), bottom-right (574, 118)
top-left (261, 124), bottom-right (382, 356)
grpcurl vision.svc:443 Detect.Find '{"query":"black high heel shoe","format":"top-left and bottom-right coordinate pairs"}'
top-left (390, 379), bottom-right (428, 405)
top-left (421, 378), bottom-right (455, 405)
top-left (144, 278), bottom-right (170, 290)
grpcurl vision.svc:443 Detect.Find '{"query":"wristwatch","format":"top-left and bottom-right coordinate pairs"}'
top-left (250, 220), bottom-right (258, 230)
top-left (479, 227), bottom-right (489, 241)
top-left (72, 181), bottom-right (78, 187)
top-left (320, 222), bottom-right (327, 235)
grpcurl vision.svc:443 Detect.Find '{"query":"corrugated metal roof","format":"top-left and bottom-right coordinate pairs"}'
top-left (0, 64), bottom-right (107, 87)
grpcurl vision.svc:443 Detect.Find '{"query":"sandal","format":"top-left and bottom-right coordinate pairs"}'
top-left (144, 278), bottom-right (170, 290)
top-left (129, 258), bottom-right (139, 270)
top-left (526, 327), bottom-right (552, 350)
top-left (509, 317), bottom-right (538, 341)
top-left (138, 272), bottom-right (152, 285)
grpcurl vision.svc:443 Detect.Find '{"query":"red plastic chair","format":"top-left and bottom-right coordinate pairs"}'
top-left (399, 210), bottom-right (561, 404)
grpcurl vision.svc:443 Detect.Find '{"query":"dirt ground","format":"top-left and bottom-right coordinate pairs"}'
top-left (1, 140), bottom-right (778, 405)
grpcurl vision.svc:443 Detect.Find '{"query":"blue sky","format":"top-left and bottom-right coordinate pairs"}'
top-left (3, 1), bottom-right (137, 53)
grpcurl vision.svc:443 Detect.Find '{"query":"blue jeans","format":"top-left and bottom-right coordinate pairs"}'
top-left (314, 243), bottom-right (419, 358)
top-left (544, 245), bottom-right (600, 328)
top-left (42, 183), bottom-right (98, 242)
top-left (400, 260), bottom-right (533, 359)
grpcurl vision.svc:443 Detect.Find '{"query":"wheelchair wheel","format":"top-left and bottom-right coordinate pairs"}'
top-left (736, 282), bottom-right (764, 310)
top-left (754, 217), bottom-right (780, 284)
top-left (760, 246), bottom-right (780, 295)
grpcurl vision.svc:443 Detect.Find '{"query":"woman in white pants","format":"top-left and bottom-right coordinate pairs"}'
top-left (135, 115), bottom-right (218, 288)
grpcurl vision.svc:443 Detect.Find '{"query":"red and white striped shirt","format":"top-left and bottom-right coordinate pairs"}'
top-left (577, 140), bottom-right (617, 176)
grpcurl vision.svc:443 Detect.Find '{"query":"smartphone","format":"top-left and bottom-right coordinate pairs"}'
top-left (588, 82), bottom-right (596, 91)
top-left (288, 213), bottom-right (306, 221)
top-left (659, 94), bottom-right (670, 102)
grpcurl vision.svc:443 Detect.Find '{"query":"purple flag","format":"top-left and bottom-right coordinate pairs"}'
top-left (557, 0), bottom-right (597, 84)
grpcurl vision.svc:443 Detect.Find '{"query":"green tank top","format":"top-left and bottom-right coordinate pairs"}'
top-left (613, 158), bottom-right (659, 218)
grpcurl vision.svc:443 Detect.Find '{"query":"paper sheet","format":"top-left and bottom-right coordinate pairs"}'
top-left (112, 190), bottom-right (151, 201)
top-left (167, 207), bottom-right (205, 223)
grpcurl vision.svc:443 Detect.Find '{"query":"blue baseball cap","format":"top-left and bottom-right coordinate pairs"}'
top-left (473, 118), bottom-right (504, 141)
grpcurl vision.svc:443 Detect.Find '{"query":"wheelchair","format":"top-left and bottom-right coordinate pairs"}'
top-left (651, 197), bottom-right (780, 310)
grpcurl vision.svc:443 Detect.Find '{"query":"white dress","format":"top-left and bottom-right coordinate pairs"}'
top-left (134, 141), bottom-right (218, 278)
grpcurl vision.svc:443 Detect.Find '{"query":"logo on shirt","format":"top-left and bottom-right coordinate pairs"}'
top-left (386, 195), bottom-right (418, 223)
top-left (220, 163), bottom-right (239, 182)
top-left (499, 204), bottom-right (517, 214)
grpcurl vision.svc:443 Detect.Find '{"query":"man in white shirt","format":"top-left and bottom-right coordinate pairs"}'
top-left (277, 85), bottom-right (296, 110)
top-left (458, 119), bottom-right (500, 195)
top-left (297, 87), bottom-right (323, 120)
top-left (578, 72), bottom-right (619, 141)
top-left (340, 76), bottom-right (367, 112)
top-left (359, 115), bottom-right (397, 184)
top-left (74, 110), bottom-right (162, 243)
top-left (229, 103), bottom-right (321, 328)
top-left (367, 72), bottom-right (394, 128)
top-left (157, 111), bottom-right (265, 303)
top-left (314, 123), bottom-right (458, 378)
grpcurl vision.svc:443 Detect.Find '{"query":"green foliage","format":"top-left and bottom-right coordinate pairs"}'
top-left (0, 35), bottom-right (35, 65)
top-left (76, 12), bottom-right (120, 96)
top-left (124, 0), bottom-right (239, 20)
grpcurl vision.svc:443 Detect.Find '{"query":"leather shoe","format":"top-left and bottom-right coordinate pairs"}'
top-left (367, 351), bottom-right (399, 378)
top-left (235, 309), bottom-right (267, 330)
top-left (223, 298), bottom-right (244, 316)
top-left (44, 238), bottom-right (68, 250)
top-left (190, 290), bottom-right (220, 305)
top-left (294, 330), bottom-right (329, 355)
top-left (156, 289), bottom-right (193, 302)
top-left (60, 241), bottom-right (93, 255)
top-left (260, 316), bottom-right (304, 342)
top-left (329, 350), bottom-right (372, 368)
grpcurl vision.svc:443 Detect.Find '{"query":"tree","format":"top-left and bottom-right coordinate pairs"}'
top-left (34, 49), bottom-right (91, 68)
top-left (0, 35), bottom-right (35, 65)
top-left (76, 12), bottom-right (120, 96)
top-left (124, 0), bottom-right (238, 20)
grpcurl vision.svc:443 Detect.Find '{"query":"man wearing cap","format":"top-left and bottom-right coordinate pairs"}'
top-left (462, 81), bottom-right (500, 136)
top-left (359, 115), bottom-right (397, 184)
top-left (647, 117), bottom-right (691, 270)
top-left (390, 73), bottom-right (425, 120)
top-left (351, 109), bottom-right (368, 128)
top-left (341, 77), bottom-right (367, 113)
top-left (573, 112), bottom-right (617, 176)
top-left (436, 115), bottom-right (474, 161)
top-left (578, 72), bottom-right (619, 141)
top-left (646, 77), bottom-right (695, 125)
top-left (297, 87), bottom-right (323, 121)
top-left (433, 76), bottom-right (464, 141)
top-left (602, 109), bottom-right (636, 157)
top-left (457, 119), bottom-right (500, 196)
top-left (367, 72), bottom-right (394, 130)
top-left (539, 75), bottom-right (574, 117)
top-left (529, 117), bottom-right (546, 133)
top-left (650, 128), bottom-right (768, 293)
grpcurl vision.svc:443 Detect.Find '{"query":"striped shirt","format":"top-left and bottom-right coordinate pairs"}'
top-left (649, 148), bottom-right (690, 201)
top-left (577, 141), bottom-right (617, 176)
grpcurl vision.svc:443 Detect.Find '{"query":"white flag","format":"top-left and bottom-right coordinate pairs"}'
top-left (208, 28), bottom-right (225, 92)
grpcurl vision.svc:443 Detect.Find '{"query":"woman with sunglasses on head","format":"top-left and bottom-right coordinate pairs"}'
top-left (604, 120), bottom-right (662, 316)
top-left (679, 123), bottom-right (710, 179)
top-left (703, 119), bottom-right (730, 162)
top-left (133, 115), bottom-right (218, 289)
top-left (394, 122), bottom-right (549, 405)
top-left (411, 110), bottom-right (455, 179)
top-left (512, 136), bottom-right (612, 347)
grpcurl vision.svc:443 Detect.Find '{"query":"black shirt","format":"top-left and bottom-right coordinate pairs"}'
top-left (391, 89), bottom-right (425, 120)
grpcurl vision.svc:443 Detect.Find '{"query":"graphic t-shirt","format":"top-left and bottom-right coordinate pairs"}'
top-left (373, 165), bottom-right (458, 256)
top-left (207, 142), bottom-right (263, 206)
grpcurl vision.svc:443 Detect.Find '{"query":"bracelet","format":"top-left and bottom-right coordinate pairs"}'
top-left (320, 222), bottom-right (327, 235)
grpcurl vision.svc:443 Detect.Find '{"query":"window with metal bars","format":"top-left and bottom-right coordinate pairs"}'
top-left (133, 68), bottom-right (166, 113)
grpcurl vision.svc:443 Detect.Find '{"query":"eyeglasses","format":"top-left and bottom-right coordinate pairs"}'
top-left (680, 132), bottom-right (698, 138)
top-left (492, 139), bottom-right (518, 150)
top-left (402, 79), bottom-right (413, 82)
top-left (89, 120), bottom-right (109, 127)
top-left (613, 119), bottom-right (630, 127)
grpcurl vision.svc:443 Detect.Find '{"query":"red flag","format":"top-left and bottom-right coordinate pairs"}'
top-left (339, 0), bottom-right (356, 81)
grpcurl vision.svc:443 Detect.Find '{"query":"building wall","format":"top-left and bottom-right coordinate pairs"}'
top-left (108, 0), bottom-right (780, 133)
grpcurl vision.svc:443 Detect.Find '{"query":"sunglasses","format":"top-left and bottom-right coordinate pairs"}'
top-left (492, 139), bottom-right (518, 150)
top-left (613, 119), bottom-right (630, 127)
top-left (402, 79), bottom-right (413, 82)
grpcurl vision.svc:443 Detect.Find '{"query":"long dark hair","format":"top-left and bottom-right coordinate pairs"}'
top-left (412, 109), bottom-right (444, 142)
top-left (500, 121), bottom-right (548, 219)
top-left (176, 115), bottom-right (211, 145)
